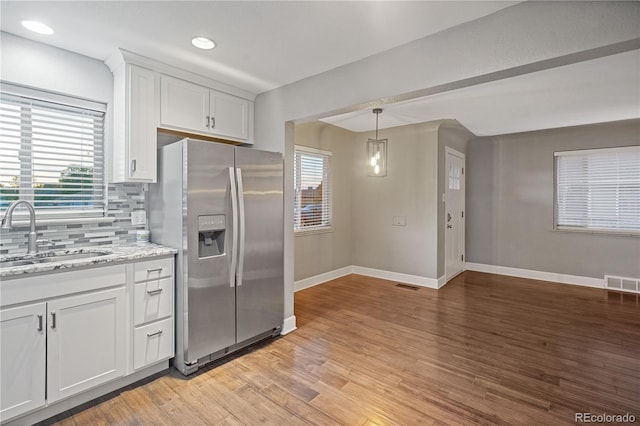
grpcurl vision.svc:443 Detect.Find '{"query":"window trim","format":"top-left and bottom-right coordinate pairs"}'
top-left (294, 144), bottom-right (333, 234)
top-left (554, 145), bottom-right (640, 236)
top-left (0, 82), bottom-right (108, 220)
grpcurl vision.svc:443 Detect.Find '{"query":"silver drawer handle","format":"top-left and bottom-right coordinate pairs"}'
top-left (147, 267), bottom-right (163, 273)
top-left (147, 329), bottom-right (163, 337)
top-left (146, 288), bottom-right (163, 296)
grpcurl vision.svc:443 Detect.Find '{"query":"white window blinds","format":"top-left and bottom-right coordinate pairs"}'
top-left (294, 146), bottom-right (332, 231)
top-left (0, 90), bottom-right (105, 217)
top-left (555, 146), bottom-right (640, 233)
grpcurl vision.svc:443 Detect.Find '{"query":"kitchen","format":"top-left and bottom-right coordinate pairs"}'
top-left (1, 1), bottom-right (639, 425)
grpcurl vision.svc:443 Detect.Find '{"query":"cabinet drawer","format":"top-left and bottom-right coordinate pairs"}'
top-left (133, 317), bottom-right (173, 370)
top-left (134, 257), bottom-right (173, 283)
top-left (133, 277), bottom-right (173, 326)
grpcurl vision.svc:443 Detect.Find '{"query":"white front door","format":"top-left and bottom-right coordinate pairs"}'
top-left (445, 148), bottom-right (465, 281)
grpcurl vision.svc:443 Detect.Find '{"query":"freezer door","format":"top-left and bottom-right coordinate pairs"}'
top-left (234, 147), bottom-right (284, 343)
top-left (185, 140), bottom-right (236, 362)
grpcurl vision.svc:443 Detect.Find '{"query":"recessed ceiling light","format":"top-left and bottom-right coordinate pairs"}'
top-left (21, 20), bottom-right (54, 35)
top-left (191, 37), bottom-right (215, 50)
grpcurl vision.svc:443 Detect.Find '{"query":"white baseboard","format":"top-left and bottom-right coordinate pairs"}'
top-left (465, 262), bottom-right (604, 289)
top-left (437, 275), bottom-right (448, 288)
top-left (294, 266), bottom-right (353, 292)
top-left (281, 315), bottom-right (297, 335)
top-left (351, 265), bottom-right (441, 289)
top-left (294, 266), bottom-right (448, 295)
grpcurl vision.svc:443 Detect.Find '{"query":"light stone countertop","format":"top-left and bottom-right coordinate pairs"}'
top-left (0, 243), bottom-right (177, 279)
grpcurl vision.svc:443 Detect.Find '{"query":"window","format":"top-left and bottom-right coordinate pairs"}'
top-left (294, 145), bottom-right (332, 232)
top-left (555, 146), bottom-right (640, 234)
top-left (0, 85), bottom-right (106, 218)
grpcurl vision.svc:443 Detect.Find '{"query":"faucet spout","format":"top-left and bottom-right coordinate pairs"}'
top-left (1, 200), bottom-right (38, 254)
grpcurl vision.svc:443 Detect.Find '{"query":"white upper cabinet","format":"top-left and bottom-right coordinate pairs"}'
top-left (160, 75), bottom-right (209, 134)
top-left (107, 51), bottom-right (159, 183)
top-left (127, 65), bottom-right (158, 182)
top-left (210, 91), bottom-right (249, 141)
top-left (106, 49), bottom-right (256, 183)
top-left (160, 74), bottom-right (252, 143)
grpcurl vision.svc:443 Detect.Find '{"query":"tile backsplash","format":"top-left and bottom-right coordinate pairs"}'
top-left (0, 183), bottom-right (147, 255)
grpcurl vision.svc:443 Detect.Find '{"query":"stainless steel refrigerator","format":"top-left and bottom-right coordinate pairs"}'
top-left (149, 138), bottom-right (284, 375)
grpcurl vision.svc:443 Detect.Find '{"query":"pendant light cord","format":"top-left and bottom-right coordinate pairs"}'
top-left (373, 108), bottom-right (382, 139)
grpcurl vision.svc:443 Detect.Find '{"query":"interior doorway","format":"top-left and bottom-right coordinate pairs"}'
top-left (445, 147), bottom-right (466, 281)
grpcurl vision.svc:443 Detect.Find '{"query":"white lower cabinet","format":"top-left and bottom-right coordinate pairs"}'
top-left (133, 317), bottom-right (173, 370)
top-left (131, 258), bottom-right (175, 371)
top-left (0, 303), bottom-right (46, 421)
top-left (47, 288), bottom-right (126, 404)
top-left (0, 289), bottom-right (126, 421)
top-left (0, 255), bottom-right (175, 424)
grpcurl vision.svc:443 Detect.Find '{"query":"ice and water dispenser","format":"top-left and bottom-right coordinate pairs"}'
top-left (198, 215), bottom-right (226, 258)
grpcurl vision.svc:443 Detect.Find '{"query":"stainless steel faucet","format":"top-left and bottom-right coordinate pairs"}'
top-left (1, 200), bottom-right (38, 254)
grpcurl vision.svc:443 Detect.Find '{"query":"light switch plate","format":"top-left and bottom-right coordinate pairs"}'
top-left (392, 216), bottom-right (407, 226)
top-left (131, 210), bottom-right (146, 226)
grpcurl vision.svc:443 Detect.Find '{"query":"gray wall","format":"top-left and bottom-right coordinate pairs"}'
top-left (253, 1), bottom-right (640, 322)
top-left (467, 119), bottom-right (640, 279)
top-left (294, 122), bottom-right (354, 280)
top-left (352, 122), bottom-right (440, 278)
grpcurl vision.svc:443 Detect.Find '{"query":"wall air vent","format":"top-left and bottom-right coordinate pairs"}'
top-left (605, 275), bottom-right (640, 295)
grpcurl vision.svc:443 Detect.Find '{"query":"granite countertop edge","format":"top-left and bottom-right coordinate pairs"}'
top-left (0, 244), bottom-right (178, 278)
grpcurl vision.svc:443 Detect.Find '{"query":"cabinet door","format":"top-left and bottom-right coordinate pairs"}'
top-left (128, 65), bottom-right (157, 182)
top-left (0, 303), bottom-right (46, 421)
top-left (160, 75), bottom-right (209, 134)
top-left (210, 91), bottom-right (249, 141)
top-left (47, 288), bottom-right (126, 403)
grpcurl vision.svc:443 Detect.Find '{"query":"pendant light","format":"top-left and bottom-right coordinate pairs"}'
top-left (366, 108), bottom-right (387, 177)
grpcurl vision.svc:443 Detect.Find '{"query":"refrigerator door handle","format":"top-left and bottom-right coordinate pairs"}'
top-left (235, 167), bottom-right (246, 287)
top-left (229, 167), bottom-right (238, 287)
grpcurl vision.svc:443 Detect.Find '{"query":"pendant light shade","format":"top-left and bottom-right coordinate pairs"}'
top-left (367, 108), bottom-right (387, 177)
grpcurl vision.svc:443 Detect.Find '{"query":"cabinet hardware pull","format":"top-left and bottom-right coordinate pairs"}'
top-left (131, 159), bottom-right (137, 173)
top-left (146, 288), bottom-right (163, 295)
top-left (147, 329), bottom-right (163, 337)
top-left (50, 312), bottom-right (56, 329)
top-left (211, 116), bottom-right (215, 129)
top-left (147, 267), bottom-right (163, 273)
top-left (206, 116), bottom-right (210, 128)
top-left (37, 314), bottom-right (43, 332)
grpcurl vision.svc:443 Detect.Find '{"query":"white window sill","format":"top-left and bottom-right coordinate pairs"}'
top-left (295, 226), bottom-right (333, 236)
top-left (4, 216), bottom-right (116, 227)
top-left (553, 227), bottom-right (640, 238)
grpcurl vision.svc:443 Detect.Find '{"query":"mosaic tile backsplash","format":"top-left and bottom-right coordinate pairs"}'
top-left (0, 183), bottom-right (147, 255)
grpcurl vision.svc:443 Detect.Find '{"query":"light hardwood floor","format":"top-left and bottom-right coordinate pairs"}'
top-left (48, 272), bottom-right (640, 425)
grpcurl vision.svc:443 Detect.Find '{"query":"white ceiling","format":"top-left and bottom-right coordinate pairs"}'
top-left (1, 1), bottom-right (637, 137)
top-left (321, 50), bottom-right (640, 136)
top-left (0, 1), bottom-right (517, 94)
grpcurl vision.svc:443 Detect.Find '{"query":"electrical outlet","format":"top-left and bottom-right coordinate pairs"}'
top-left (392, 216), bottom-right (407, 226)
top-left (131, 210), bottom-right (146, 226)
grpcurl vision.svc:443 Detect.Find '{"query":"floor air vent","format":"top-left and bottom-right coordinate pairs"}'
top-left (605, 275), bottom-right (640, 294)
top-left (396, 283), bottom-right (420, 291)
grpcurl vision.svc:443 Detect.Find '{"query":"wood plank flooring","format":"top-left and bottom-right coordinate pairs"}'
top-left (48, 272), bottom-right (640, 425)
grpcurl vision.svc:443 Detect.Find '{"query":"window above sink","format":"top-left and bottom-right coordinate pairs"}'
top-left (0, 83), bottom-right (107, 221)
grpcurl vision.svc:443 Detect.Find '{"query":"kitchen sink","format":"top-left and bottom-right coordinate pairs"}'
top-left (0, 250), bottom-right (112, 267)
top-left (1, 259), bottom-right (40, 267)
top-left (37, 251), bottom-right (112, 263)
